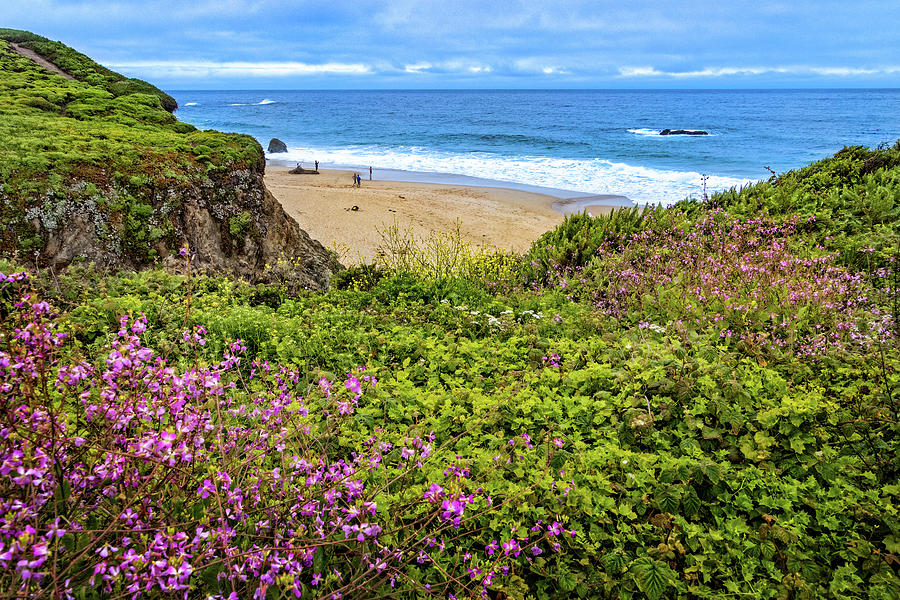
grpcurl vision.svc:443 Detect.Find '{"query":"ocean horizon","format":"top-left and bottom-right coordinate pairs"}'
top-left (172, 89), bottom-right (900, 205)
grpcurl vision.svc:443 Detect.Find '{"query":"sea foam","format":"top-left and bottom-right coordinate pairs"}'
top-left (184, 102), bottom-right (199, 106)
top-left (273, 144), bottom-right (753, 205)
top-left (627, 128), bottom-right (660, 136)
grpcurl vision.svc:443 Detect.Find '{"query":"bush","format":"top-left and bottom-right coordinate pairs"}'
top-left (0, 276), bottom-right (567, 599)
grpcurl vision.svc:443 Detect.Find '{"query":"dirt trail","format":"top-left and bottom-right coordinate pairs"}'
top-left (8, 41), bottom-right (75, 80)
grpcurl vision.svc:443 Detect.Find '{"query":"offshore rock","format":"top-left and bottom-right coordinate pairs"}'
top-left (267, 138), bottom-right (288, 153)
top-left (660, 129), bottom-right (709, 136)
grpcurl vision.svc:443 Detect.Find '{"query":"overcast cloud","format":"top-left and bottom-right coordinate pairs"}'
top-left (2, 0), bottom-right (899, 88)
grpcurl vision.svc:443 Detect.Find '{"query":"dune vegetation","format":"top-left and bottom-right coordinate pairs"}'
top-left (2, 140), bottom-right (899, 599)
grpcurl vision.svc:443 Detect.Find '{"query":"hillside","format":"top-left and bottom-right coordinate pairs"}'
top-left (0, 28), bottom-right (177, 112)
top-left (0, 29), bottom-right (339, 287)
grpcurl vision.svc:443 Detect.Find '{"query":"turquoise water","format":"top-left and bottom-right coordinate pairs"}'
top-left (173, 89), bottom-right (900, 204)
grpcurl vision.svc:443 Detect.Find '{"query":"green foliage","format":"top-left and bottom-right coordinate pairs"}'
top-left (14, 247), bottom-right (899, 599)
top-left (521, 206), bottom-right (652, 285)
top-left (697, 142), bottom-right (900, 272)
top-left (375, 219), bottom-right (521, 291)
top-left (0, 28), bottom-right (177, 111)
top-left (228, 210), bottom-right (253, 237)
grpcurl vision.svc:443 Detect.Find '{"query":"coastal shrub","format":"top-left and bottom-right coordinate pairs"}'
top-left (0, 274), bottom-right (572, 599)
top-left (375, 219), bottom-right (520, 290)
top-left (583, 209), bottom-right (897, 356)
top-left (331, 263), bottom-right (388, 291)
top-left (521, 207), bottom-right (651, 286)
top-left (5, 258), bottom-right (900, 598)
top-left (702, 143), bottom-right (900, 273)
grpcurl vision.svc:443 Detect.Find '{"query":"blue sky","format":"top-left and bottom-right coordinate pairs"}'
top-left (3, 0), bottom-right (900, 89)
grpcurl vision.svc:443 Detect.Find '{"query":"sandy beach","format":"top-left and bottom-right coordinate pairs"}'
top-left (265, 166), bottom-right (618, 264)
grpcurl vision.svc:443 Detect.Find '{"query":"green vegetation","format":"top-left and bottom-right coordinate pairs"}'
top-left (3, 143), bottom-right (900, 599)
top-left (0, 28), bottom-right (177, 111)
top-left (0, 29), bottom-right (263, 263)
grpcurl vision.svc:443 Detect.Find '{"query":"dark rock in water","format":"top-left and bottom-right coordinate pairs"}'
top-left (267, 138), bottom-right (288, 153)
top-left (659, 129), bottom-right (708, 136)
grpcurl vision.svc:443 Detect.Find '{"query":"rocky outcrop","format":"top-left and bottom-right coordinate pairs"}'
top-left (289, 165), bottom-right (320, 175)
top-left (267, 138), bottom-right (288, 153)
top-left (27, 160), bottom-right (341, 290)
top-left (0, 30), bottom-right (339, 288)
top-left (660, 129), bottom-right (708, 136)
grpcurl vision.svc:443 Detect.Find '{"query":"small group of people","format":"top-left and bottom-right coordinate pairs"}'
top-left (351, 166), bottom-right (374, 187)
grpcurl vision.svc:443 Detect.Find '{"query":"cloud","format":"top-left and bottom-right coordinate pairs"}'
top-left (618, 65), bottom-right (900, 78)
top-left (5, 0), bottom-right (899, 87)
top-left (404, 62), bottom-right (432, 73)
top-left (809, 66), bottom-right (900, 76)
top-left (105, 60), bottom-right (372, 78)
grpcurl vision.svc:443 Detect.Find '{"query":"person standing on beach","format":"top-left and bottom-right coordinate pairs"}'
top-left (315, 160), bottom-right (319, 171)
top-left (369, 166), bottom-right (373, 181)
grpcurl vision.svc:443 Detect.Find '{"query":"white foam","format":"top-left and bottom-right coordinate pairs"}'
top-left (257, 99), bottom-right (276, 105)
top-left (184, 102), bottom-right (199, 106)
top-left (229, 103), bottom-right (247, 106)
top-left (274, 144), bottom-right (754, 205)
top-left (628, 128), bottom-right (660, 136)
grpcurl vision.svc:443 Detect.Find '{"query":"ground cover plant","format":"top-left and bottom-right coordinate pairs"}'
top-left (1, 272), bottom-right (575, 600)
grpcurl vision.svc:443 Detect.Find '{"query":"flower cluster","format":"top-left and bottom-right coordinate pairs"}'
top-left (0, 278), bottom-right (566, 599)
top-left (567, 211), bottom-right (896, 356)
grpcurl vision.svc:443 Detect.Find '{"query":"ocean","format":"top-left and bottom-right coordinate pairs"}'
top-left (172, 89), bottom-right (900, 205)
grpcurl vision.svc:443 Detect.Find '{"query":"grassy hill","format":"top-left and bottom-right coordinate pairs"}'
top-left (0, 29), bottom-right (266, 264)
top-left (0, 28), bottom-right (177, 111)
top-left (0, 29), bottom-right (338, 287)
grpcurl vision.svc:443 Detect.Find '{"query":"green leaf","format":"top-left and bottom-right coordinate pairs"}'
top-left (601, 550), bottom-right (628, 574)
top-left (656, 487), bottom-right (681, 514)
top-left (631, 557), bottom-right (673, 600)
top-left (698, 461), bottom-right (722, 484)
top-left (683, 488), bottom-right (702, 517)
top-left (559, 572), bottom-right (579, 592)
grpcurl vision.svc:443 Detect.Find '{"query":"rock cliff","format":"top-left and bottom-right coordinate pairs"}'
top-left (0, 29), bottom-right (341, 289)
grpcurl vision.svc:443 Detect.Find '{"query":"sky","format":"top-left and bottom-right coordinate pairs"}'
top-left (3, 0), bottom-right (900, 89)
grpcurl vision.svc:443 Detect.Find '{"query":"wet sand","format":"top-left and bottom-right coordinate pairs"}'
top-left (265, 166), bottom-right (620, 264)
